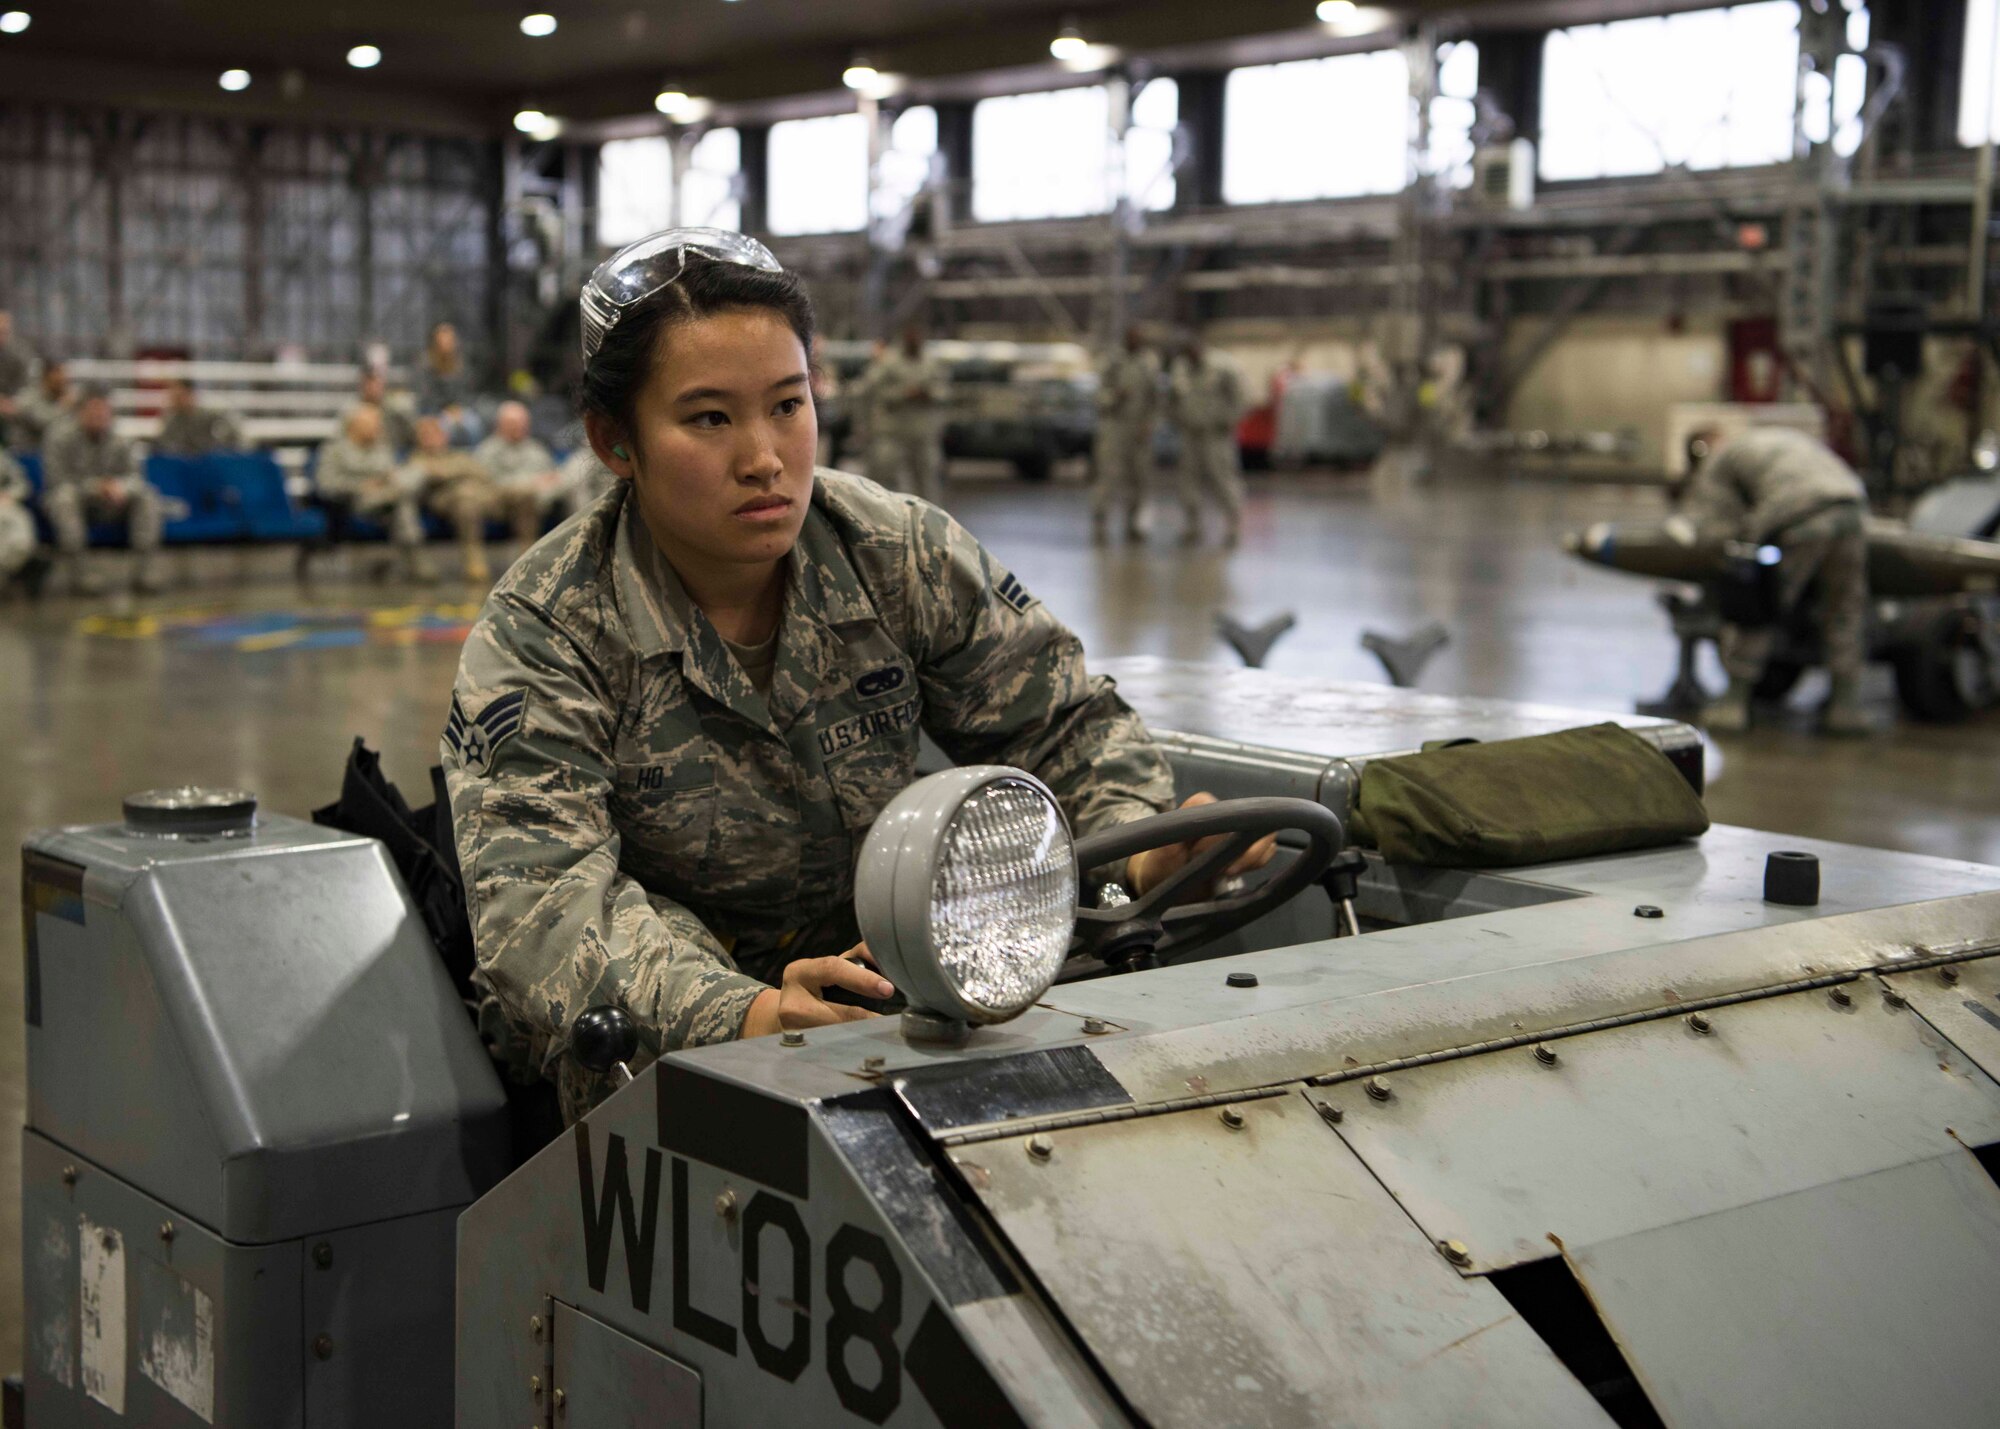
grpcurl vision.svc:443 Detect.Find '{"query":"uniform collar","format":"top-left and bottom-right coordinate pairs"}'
top-left (613, 475), bottom-right (881, 734)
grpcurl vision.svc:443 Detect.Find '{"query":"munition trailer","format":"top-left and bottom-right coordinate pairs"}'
top-left (21, 661), bottom-right (2000, 1427)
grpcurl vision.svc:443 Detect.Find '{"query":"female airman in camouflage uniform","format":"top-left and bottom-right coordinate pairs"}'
top-left (444, 231), bottom-right (1268, 1117)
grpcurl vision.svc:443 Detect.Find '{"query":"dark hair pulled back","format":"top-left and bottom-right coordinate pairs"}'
top-left (578, 254), bottom-right (817, 434)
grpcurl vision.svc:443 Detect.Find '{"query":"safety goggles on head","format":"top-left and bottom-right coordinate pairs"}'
top-left (579, 227), bottom-right (784, 366)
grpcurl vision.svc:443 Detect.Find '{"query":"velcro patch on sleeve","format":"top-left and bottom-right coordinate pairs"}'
top-left (994, 571), bottom-right (1037, 614)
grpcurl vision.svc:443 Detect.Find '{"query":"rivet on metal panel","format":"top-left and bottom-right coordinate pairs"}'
top-left (60, 1165), bottom-right (77, 1188)
top-left (1687, 1013), bottom-right (1713, 1035)
top-left (1082, 1017), bottom-right (1111, 1035)
top-left (313, 1334), bottom-right (334, 1361)
top-left (715, 1188), bottom-right (739, 1221)
top-left (1220, 1106), bottom-right (1246, 1130)
top-left (1533, 1044), bottom-right (1559, 1067)
top-left (1226, 971), bottom-right (1259, 988)
top-left (1883, 987), bottom-right (1909, 1009)
top-left (1315, 1101), bottom-right (1345, 1126)
top-left (529, 1314), bottom-right (544, 1342)
top-left (1026, 1134), bottom-right (1055, 1161)
top-left (780, 1029), bottom-right (807, 1047)
top-left (312, 1241), bottom-right (332, 1269)
top-left (159, 1221), bottom-right (175, 1244)
top-left (1634, 904), bottom-right (1664, 919)
top-left (530, 1373), bottom-right (543, 1399)
top-left (1364, 1076), bottom-right (1393, 1102)
top-left (1829, 987), bottom-right (1854, 1008)
top-left (1437, 1239), bottom-right (1472, 1268)
top-left (555, 1387), bottom-right (566, 1416)
top-left (100, 1231), bottom-right (116, 1251)
top-left (1941, 966), bottom-right (1962, 986)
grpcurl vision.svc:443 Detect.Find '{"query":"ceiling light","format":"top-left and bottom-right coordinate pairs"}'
top-left (519, 13), bottom-right (556, 37)
top-left (1050, 24), bottom-right (1089, 61)
top-left (0, 11), bottom-right (27, 34)
top-left (218, 69), bottom-right (251, 92)
top-left (1316, 0), bottom-right (1357, 18)
top-left (654, 87), bottom-right (690, 116)
top-left (346, 44), bottom-right (381, 69)
top-left (842, 60), bottom-right (880, 91)
top-left (513, 108), bottom-right (561, 140)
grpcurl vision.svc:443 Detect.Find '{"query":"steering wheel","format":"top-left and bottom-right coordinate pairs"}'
top-left (1068, 796), bottom-right (1344, 969)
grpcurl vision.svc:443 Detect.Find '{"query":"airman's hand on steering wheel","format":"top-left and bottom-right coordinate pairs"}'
top-left (1124, 792), bottom-right (1279, 899)
top-left (739, 945), bottom-right (894, 1039)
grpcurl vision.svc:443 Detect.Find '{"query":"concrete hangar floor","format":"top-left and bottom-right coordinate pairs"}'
top-left (4, 460), bottom-right (1999, 1371)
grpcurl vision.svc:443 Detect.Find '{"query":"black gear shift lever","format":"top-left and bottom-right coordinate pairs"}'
top-left (572, 1005), bottom-right (639, 1086)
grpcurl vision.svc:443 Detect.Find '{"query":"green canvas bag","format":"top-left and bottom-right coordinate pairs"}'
top-left (1347, 722), bottom-right (1709, 868)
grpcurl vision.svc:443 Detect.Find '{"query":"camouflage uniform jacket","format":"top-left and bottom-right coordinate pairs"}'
top-left (443, 470), bottom-right (1175, 1114)
top-left (864, 351), bottom-right (950, 433)
top-left (473, 433), bottom-right (558, 492)
top-left (314, 437), bottom-right (400, 499)
top-left (1170, 358), bottom-right (1244, 435)
top-left (43, 422), bottom-right (141, 489)
top-left (154, 405), bottom-right (246, 457)
top-left (1097, 349), bottom-right (1159, 427)
top-left (1683, 427), bottom-right (1865, 543)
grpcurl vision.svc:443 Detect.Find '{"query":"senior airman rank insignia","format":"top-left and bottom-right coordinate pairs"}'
top-left (446, 689), bottom-right (529, 772)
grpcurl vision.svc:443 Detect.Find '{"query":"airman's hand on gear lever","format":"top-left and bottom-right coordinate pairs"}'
top-left (1124, 792), bottom-right (1280, 899)
top-left (740, 945), bottom-right (895, 1038)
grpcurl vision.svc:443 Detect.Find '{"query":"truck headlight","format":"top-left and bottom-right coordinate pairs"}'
top-left (856, 767), bottom-right (1077, 1042)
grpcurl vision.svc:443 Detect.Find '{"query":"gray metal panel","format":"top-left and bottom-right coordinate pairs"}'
top-left (1067, 888), bottom-right (2000, 1109)
top-left (1312, 980), bottom-right (2000, 1272)
top-left (21, 1129), bottom-right (304, 1429)
top-left (960, 1092), bottom-right (1612, 1429)
top-left (1882, 958), bottom-right (2000, 1085)
top-left (1103, 655), bottom-right (1691, 762)
top-left (553, 1301), bottom-right (703, 1428)
top-left (27, 815), bottom-right (509, 1242)
top-left (302, 1207), bottom-right (461, 1428)
top-left (1313, 983), bottom-right (2000, 1272)
top-left (1567, 1153), bottom-right (2000, 1429)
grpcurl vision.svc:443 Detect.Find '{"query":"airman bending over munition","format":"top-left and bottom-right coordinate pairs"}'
top-left (1676, 425), bottom-right (1869, 735)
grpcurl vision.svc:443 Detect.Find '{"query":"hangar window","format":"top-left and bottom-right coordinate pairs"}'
top-left (769, 112), bottom-right (871, 236)
top-left (597, 137), bottom-right (673, 247)
top-left (971, 80), bottom-right (1178, 223)
top-left (1963, 0), bottom-right (2000, 145)
top-left (1539, 3), bottom-right (1824, 181)
top-left (680, 127), bottom-right (743, 232)
top-left (597, 128), bottom-right (743, 245)
top-left (873, 105), bottom-right (940, 233)
top-left (1223, 50), bottom-right (1413, 204)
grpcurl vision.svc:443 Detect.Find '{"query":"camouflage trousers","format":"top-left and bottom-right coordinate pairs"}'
top-left (44, 479), bottom-right (165, 555)
top-left (868, 427), bottom-right (942, 505)
top-left (1178, 428), bottom-right (1243, 533)
top-left (1723, 503), bottom-right (1868, 685)
top-left (0, 499), bottom-right (34, 577)
top-left (1093, 418), bottom-right (1155, 522)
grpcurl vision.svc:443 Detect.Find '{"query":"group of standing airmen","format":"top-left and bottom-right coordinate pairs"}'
top-left (849, 324), bottom-right (1247, 548)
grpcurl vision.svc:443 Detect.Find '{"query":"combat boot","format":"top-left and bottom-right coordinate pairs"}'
top-left (1702, 678), bottom-right (1754, 733)
top-left (1821, 676), bottom-right (1871, 737)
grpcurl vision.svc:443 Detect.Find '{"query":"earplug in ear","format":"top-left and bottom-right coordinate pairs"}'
top-left (612, 444), bottom-right (630, 459)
